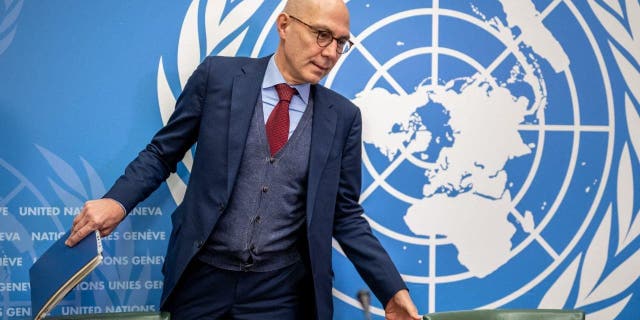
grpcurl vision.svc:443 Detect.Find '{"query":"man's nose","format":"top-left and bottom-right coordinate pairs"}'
top-left (320, 39), bottom-right (340, 60)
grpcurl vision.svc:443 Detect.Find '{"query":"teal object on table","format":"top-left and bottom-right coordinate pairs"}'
top-left (423, 309), bottom-right (585, 320)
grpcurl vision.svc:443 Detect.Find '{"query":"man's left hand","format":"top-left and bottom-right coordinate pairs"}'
top-left (385, 289), bottom-right (421, 320)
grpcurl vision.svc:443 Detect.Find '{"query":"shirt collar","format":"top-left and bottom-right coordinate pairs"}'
top-left (262, 55), bottom-right (310, 105)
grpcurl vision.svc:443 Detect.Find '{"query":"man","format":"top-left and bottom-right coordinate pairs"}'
top-left (66, 0), bottom-right (420, 319)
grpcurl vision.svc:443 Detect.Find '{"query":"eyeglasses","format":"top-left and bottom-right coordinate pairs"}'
top-left (288, 15), bottom-right (354, 54)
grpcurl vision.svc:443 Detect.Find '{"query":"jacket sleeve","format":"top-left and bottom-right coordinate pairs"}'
top-left (332, 107), bottom-right (407, 307)
top-left (103, 57), bottom-right (211, 213)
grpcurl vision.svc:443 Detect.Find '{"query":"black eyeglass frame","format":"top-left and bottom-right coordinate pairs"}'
top-left (287, 14), bottom-right (354, 54)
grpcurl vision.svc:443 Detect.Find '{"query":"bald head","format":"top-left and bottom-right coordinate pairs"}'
top-left (274, 0), bottom-right (351, 84)
top-left (283, 0), bottom-right (349, 23)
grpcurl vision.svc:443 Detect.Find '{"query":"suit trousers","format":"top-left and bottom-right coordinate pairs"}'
top-left (162, 257), bottom-right (309, 319)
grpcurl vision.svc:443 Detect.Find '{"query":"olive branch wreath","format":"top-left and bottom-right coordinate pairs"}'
top-left (538, 1), bottom-right (640, 319)
top-left (156, 0), bottom-right (264, 205)
top-left (0, 0), bottom-right (23, 56)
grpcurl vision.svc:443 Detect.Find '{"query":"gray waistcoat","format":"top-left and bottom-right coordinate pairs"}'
top-left (198, 95), bottom-right (314, 272)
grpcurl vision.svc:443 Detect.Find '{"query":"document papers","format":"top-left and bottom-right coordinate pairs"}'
top-left (29, 230), bottom-right (103, 320)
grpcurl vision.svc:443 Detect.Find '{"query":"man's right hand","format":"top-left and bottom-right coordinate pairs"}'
top-left (65, 198), bottom-right (126, 247)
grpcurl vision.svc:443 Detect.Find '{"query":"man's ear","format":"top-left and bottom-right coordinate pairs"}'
top-left (276, 13), bottom-right (290, 39)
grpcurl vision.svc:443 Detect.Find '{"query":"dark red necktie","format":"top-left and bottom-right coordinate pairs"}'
top-left (266, 83), bottom-right (296, 156)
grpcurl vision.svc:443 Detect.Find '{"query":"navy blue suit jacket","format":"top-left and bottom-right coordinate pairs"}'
top-left (104, 55), bottom-right (405, 319)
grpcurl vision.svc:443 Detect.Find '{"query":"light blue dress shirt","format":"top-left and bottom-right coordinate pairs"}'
top-left (261, 56), bottom-right (311, 138)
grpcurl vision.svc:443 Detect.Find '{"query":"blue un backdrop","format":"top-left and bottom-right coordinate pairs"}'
top-left (0, 1), bottom-right (639, 319)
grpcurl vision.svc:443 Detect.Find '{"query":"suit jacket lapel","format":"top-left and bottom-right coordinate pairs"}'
top-left (306, 86), bottom-right (337, 226)
top-left (227, 57), bottom-right (269, 197)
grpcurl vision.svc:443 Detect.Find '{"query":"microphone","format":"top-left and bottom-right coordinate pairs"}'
top-left (357, 289), bottom-right (372, 320)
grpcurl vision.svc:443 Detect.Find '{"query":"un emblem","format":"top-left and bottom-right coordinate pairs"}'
top-left (323, 1), bottom-right (614, 316)
top-left (160, 0), bottom-right (640, 318)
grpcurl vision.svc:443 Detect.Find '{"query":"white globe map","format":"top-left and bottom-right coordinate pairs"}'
top-left (349, 0), bottom-right (570, 278)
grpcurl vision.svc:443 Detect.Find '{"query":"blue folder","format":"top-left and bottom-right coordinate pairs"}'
top-left (29, 230), bottom-right (103, 320)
